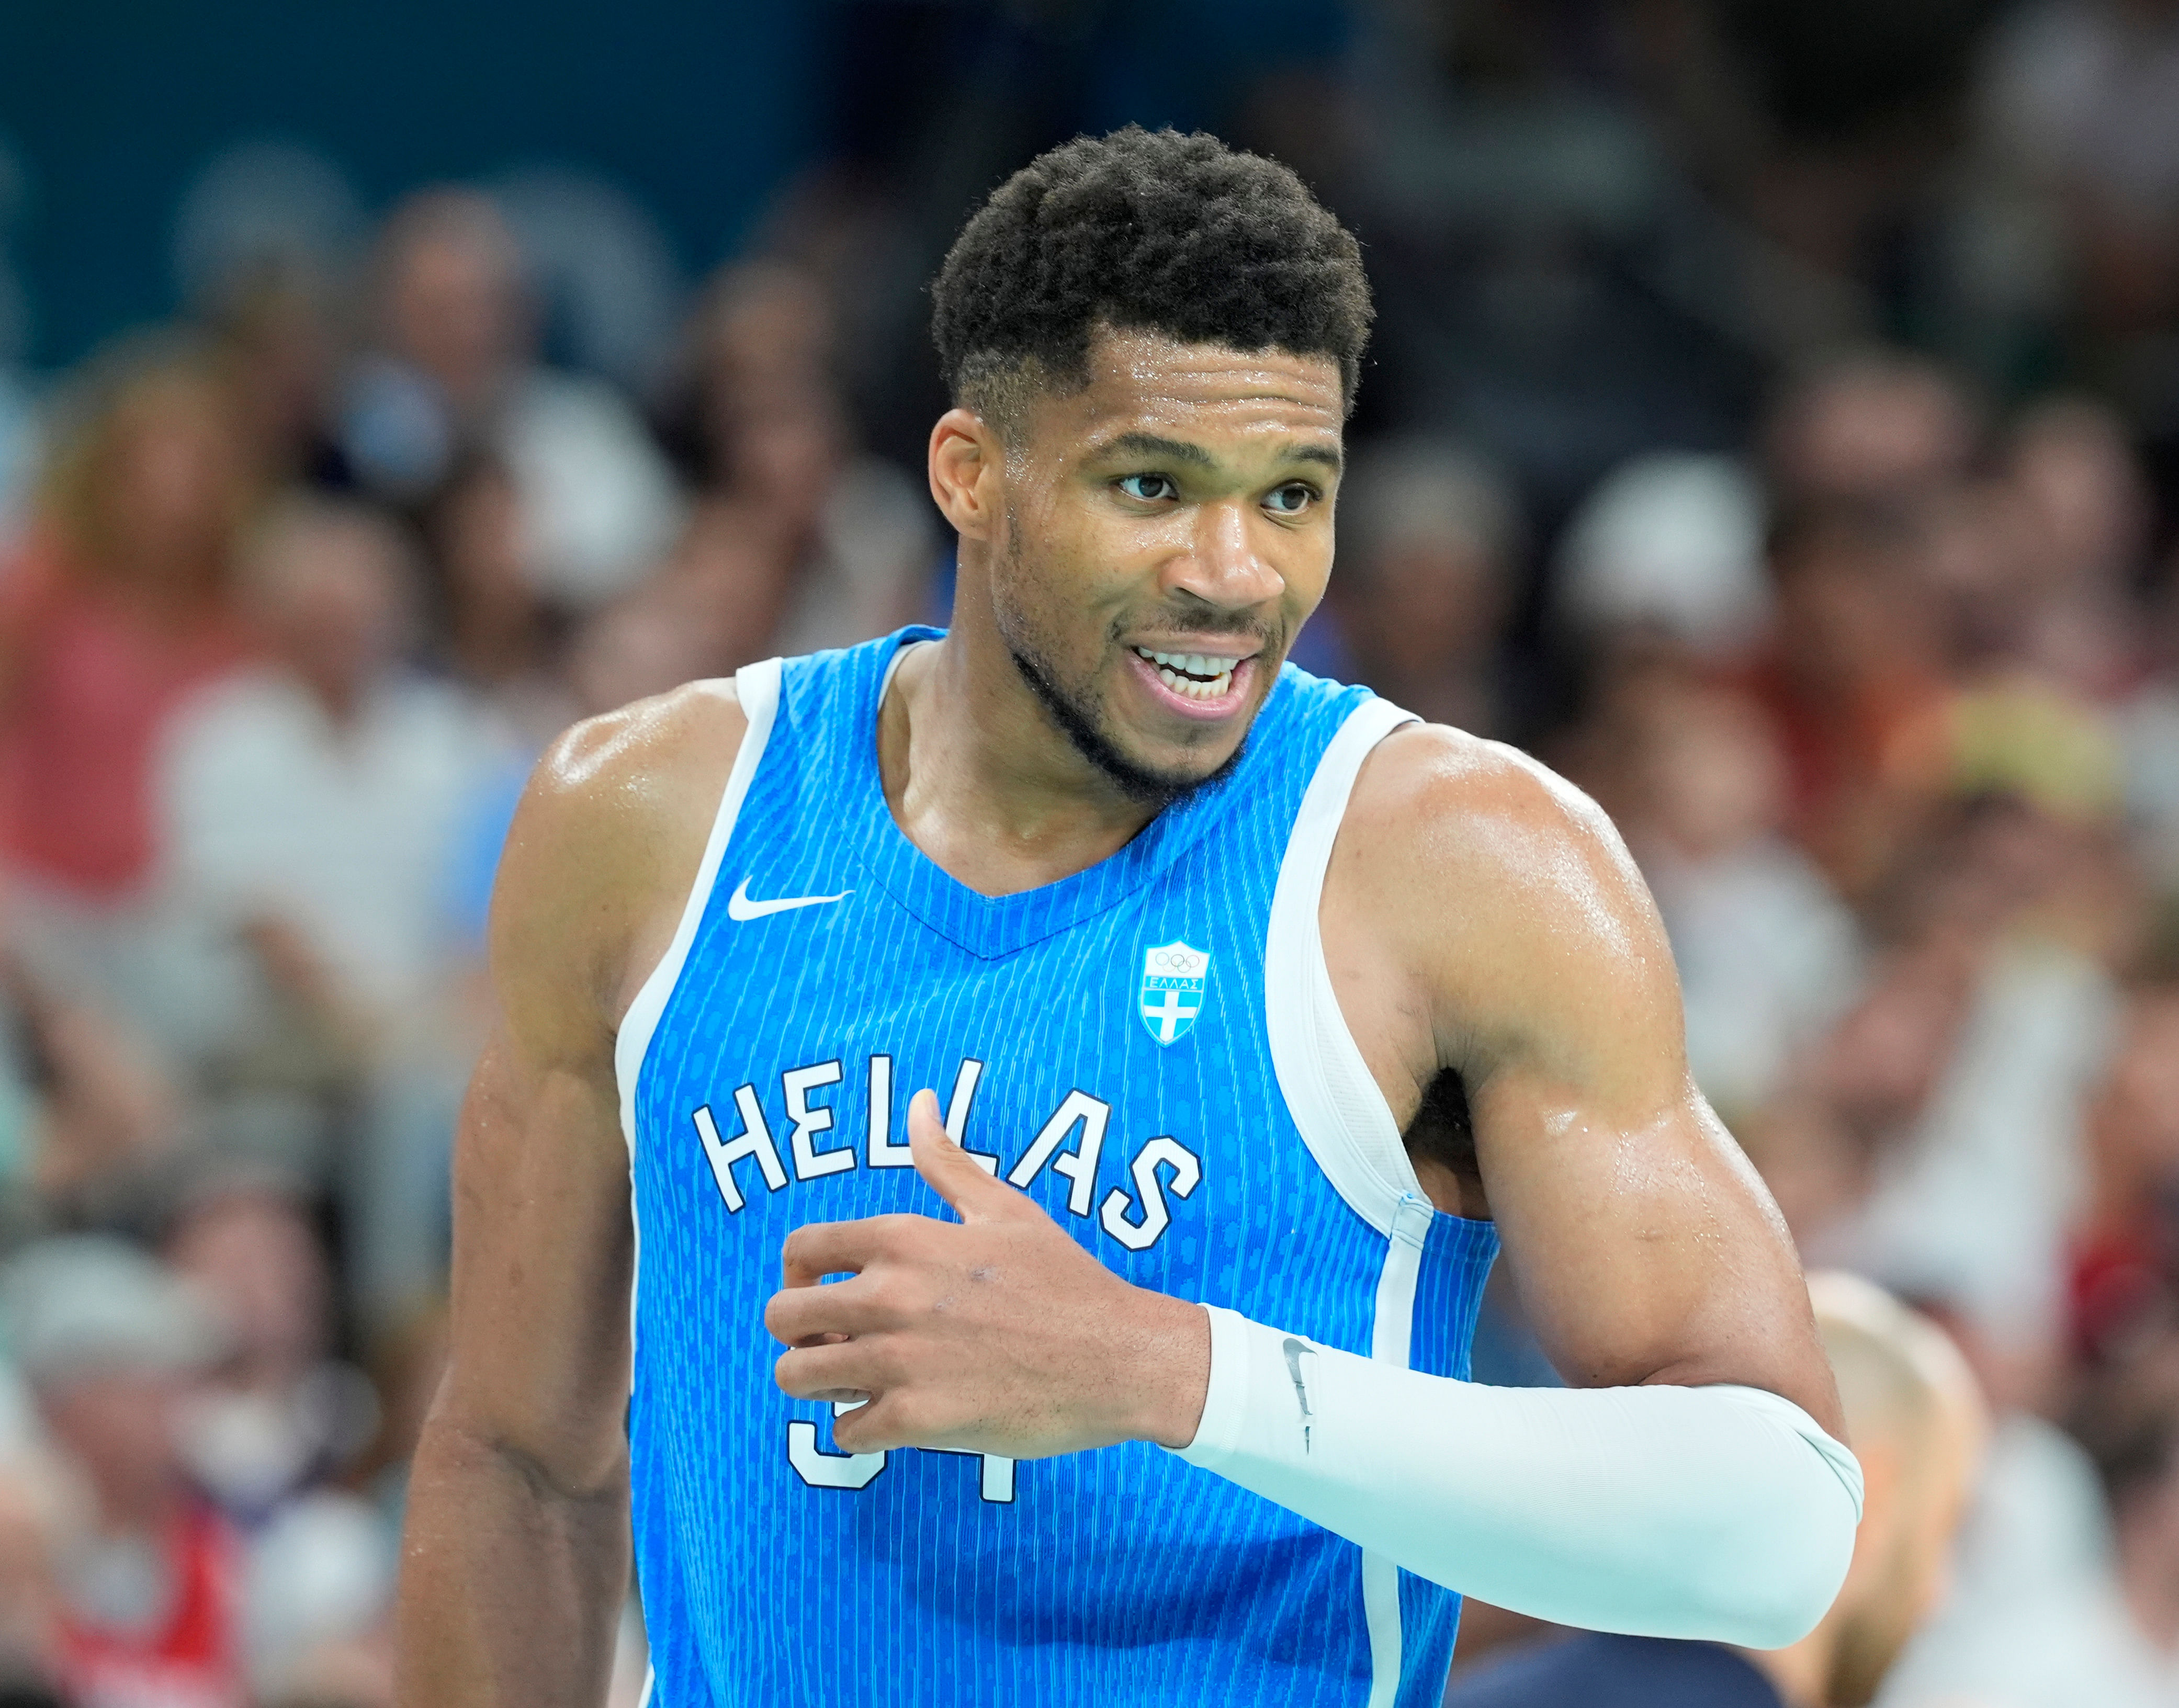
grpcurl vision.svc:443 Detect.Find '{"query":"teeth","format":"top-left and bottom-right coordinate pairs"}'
top-left (1135, 646), bottom-right (1235, 700)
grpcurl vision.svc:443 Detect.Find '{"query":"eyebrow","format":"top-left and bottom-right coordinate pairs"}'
top-left (1093, 432), bottom-right (1344, 475)
top-left (1098, 432), bottom-right (1217, 469)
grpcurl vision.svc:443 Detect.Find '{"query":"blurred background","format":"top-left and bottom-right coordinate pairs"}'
top-left (3, 1), bottom-right (2179, 1704)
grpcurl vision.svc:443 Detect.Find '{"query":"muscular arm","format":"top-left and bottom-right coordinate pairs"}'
top-left (394, 684), bottom-right (743, 1707)
top-left (1325, 723), bottom-right (1843, 1433)
top-left (1145, 726), bottom-right (1862, 1642)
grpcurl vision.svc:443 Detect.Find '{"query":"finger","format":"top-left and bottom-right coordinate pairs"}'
top-left (830, 1392), bottom-right (930, 1454)
top-left (763, 1274), bottom-right (890, 1348)
top-left (833, 1393), bottom-right (997, 1456)
top-left (780, 1213), bottom-right (921, 1288)
top-left (774, 1339), bottom-right (891, 1406)
top-left (908, 1087), bottom-right (1036, 1224)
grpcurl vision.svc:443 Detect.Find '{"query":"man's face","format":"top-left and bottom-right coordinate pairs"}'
top-left (978, 329), bottom-right (1345, 801)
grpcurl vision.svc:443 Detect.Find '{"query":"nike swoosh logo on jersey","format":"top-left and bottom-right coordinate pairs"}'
top-left (726, 878), bottom-right (853, 921)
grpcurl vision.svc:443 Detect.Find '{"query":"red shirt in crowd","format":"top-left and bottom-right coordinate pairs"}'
top-left (53, 1500), bottom-right (249, 1708)
top-left (0, 535), bottom-right (254, 899)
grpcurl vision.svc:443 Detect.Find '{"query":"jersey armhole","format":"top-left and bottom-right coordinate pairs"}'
top-left (614, 657), bottom-right (784, 1152)
top-left (1263, 696), bottom-right (1428, 1236)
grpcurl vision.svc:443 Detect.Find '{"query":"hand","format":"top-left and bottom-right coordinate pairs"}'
top-left (765, 1089), bottom-right (1210, 1457)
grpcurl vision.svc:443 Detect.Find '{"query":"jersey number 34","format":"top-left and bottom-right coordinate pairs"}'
top-left (787, 1402), bottom-right (1015, 1503)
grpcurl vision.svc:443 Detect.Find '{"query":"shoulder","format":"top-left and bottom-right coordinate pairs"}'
top-left (523, 675), bottom-right (746, 823)
top-left (491, 678), bottom-right (748, 1059)
top-left (1325, 719), bottom-right (1677, 1076)
top-left (1339, 719), bottom-right (1646, 924)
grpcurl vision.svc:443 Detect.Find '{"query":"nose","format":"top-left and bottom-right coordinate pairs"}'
top-left (1165, 497), bottom-right (1284, 612)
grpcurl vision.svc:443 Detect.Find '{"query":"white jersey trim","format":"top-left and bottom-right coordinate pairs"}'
top-left (1264, 694), bottom-right (1427, 1236)
top-left (1263, 692), bottom-right (1430, 1706)
top-left (615, 656), bottom-right (784, 1153)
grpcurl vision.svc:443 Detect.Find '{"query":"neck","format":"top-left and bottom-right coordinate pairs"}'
top-left (1737, 1631), bottom-right (1832, 1708)
top-left (880, 592), bottom-right (1161, 898)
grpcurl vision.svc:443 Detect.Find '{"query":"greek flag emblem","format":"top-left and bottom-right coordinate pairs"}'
top-left (1139, 940), bottom-right (1210, 1046)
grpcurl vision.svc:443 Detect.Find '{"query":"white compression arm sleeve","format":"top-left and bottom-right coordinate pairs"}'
top-left (1171, 1305), bottom-right (1864, 1649)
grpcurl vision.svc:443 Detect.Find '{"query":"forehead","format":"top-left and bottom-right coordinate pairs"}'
top-left (1033, 327), bottom-right (1345, 457)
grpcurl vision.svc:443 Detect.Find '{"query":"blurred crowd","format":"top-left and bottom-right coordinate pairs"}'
top-left (6, 2), bottom-right (2179, 1705)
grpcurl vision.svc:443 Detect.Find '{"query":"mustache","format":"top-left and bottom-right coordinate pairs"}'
top-left (1111, 608), bottom-right (1284, 649)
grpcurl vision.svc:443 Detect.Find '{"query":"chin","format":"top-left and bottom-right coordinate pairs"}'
top-left (1102, 727), bottom-right (1250, 808)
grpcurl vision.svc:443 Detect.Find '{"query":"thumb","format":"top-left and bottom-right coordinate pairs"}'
top-left (908, 1088), bottom-right (1031, 1223)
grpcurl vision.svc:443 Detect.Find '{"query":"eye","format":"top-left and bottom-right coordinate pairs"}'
top-left (1116, 473), bottom-right (1178, 503)
top-left (1265, 482), bottom-right (1317, 515)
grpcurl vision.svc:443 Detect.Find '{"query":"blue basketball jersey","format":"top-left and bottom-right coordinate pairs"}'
top-left (618, 629), bottom-right (1499, 1707)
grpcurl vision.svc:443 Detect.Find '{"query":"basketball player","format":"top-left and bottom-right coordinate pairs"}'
top-left (395, 128), bottom-right (1864, 1708)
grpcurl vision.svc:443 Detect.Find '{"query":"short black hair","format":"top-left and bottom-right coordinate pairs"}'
top-left (931, 126), bottom-right (1372, 433)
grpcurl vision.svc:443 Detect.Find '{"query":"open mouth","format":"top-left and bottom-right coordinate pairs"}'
top-left (1131, 646), bottom-right (1240, 702)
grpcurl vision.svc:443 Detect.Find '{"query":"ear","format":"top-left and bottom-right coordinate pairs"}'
top-left (928, 408), bottom-right (1002, 541)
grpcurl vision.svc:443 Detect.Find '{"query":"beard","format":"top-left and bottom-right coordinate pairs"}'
top-left (991, 512), bottom-right (1272, 809)
top-left (1006, 637), bottom-right (1249, 809)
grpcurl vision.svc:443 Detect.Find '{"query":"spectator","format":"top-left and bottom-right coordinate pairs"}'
top-left (1913, 476), bottom-right (2046, 677)
top-left (2067, 982), bottom-right (2179, 1358)
top-left (338, 188), bottom-right (683, 611)
top-left (1735, 496), bottom-right (1954, 896)
top-left (0, 344), bottom-right (259, 1017)
top-left (1884, 1329), bottom-right (2179, 1705)
top-left (1977, 0), bottom-right (2179, 366)
top-left (1764, 351), bottom-right (1980, 507)
top-left (2004, 397), bottom-right (2152, 699)
top-left (2, 1236), bottom-right (246, 1708)
top-left (0, 949), bottom-right (180, 1215)
top-left (163, 1169), bottom-right (375, 1527)
top-left (655, 257), bottom-right (934, 665)
top-left (654, 259), bottom-right (837, 490)
top-left (152, 496), bottom-right (513, 1321)
top-left (1588, 673), bottom-right (1862, 1124)
top-left (1329, 437), bottom-right (1521, 734)
top-left (413, 451), bottom-right (575, 749)
top-left (1444, 1273), bottom-right (1986, 1707)
top-left (206, 264), bottom-right (354, 496)
top-left (1553, 453), bottom-right (1772, 668)
top-left (1809, 795), bottom-right (2122, 1369)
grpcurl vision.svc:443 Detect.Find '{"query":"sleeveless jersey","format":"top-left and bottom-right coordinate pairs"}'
top-left (619, 629), bottom-right (1499, 1707)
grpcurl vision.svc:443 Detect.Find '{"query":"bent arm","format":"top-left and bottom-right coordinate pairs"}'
top-left (1203, 727), bottom-right (1860, 1642)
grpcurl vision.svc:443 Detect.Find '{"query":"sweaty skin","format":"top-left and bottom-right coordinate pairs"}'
top-left (393, 329), bottom-right (1843, 1705)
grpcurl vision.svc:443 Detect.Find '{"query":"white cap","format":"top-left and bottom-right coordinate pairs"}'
top-left (1554, 452), bottom-right (1770, 656)
top-left (2, 1236), bottom-right (227, 1384)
